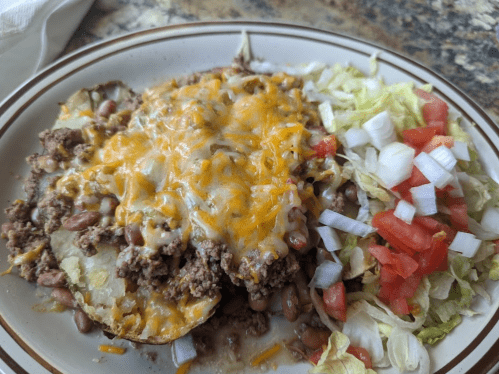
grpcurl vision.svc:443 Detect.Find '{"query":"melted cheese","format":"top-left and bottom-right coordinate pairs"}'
top-left (56, 73), bottom-right (319, 264)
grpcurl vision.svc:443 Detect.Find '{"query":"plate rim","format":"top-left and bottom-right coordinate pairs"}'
top-left (0, 20), bottom-right (498, 374)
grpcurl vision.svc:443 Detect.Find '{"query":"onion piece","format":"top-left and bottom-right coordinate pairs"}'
top-left (344, 128), bottom-right (371, 148)
top-left (451, 141), bottom-right (470, 161)
top-left (172, 334), bottom-right (197, 367)
top-left (448, 169), bottom-right (465, 198)
top-left (480, 206), bottom-right (499, 234)
top-left (364, 146), bottom-right (378, 173)
top-left (309, 260), bottom-right (343, 289)
top-left (410, 183), bottom-right (437, 216)
top-left (394, 200), bottom-right (416, 224)
top-left (317, 226), bottom-right (342, 253)
top-left (413, 152), bottom-right (453, 188)
top-left (449, 231), bottom-right (482, 258)
top-left (468, 217), bottom-right (499, 240)
top-left (362, 111), bottom-right (397, 150)
top-left (429, 145), bottom-right (457, 171)
top-left (376, 142), bottom-right (415, 188)
top-left (318, 209), bottom-right (376, 237)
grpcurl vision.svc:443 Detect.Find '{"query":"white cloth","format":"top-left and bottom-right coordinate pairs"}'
top-left (0, 0), bottom-right (94, 102)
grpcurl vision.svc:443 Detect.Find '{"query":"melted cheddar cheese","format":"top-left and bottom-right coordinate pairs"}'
top-left (56, 72), bottom-right (320, 265)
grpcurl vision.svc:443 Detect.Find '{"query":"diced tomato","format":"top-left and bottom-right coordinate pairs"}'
top-left (420, 135), bottom-right (454, 154)
top-left (392, 180), bottom-right (414, 203)
top-left (390, 298), bottom-right (410, 315)
top-left (408, 166), bottom-right (429, 187)
top-left (415, 89), bottom-right (449, 126)
top-left (309, 348), bottom-right (324, 365)
top-left (402, 127), bottom-right (438, 149)
top-left (444, 196), bottom-right (468, 231)
top-left (412, 216), bottom-right (456, 243)
top-left (312, 135), bottom-right (337, 158)
top-left (427, 120), bottom-right (447, 135)
top-left (380, 265), bottom-right (399, 283)
top-left (416, 236), bottom-right (449, 275)
top-left (369, 244), bottom-right (419, 279)
top-left (346, 345), bottom-right (373, 369)
top-left (372, 210), bottom-right (433, 254)
top-left (378, 273), bottom-right (421, 303)
top-left (323, 282), bottom-right (347, 322)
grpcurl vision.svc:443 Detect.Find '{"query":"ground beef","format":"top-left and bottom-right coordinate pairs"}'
top-left (5, 199), bottom-right (32, 223)
top-left (194, 296), bottom-right (269, 338)
top-left (36, 191), bottom-right (73, 233)
top-left (38, 128), bottom-right (84, 161)
top-left (234, 251), bottom-right (301, 300)
top-left (74, 226), bottom-right (126, 256)
top-left (123, 94), bottom-right (143, 112)
top-left (4, 220), bottom-right (55, 282)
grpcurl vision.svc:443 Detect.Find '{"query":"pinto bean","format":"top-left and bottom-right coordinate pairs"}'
top-left (37, 270), bottom-right (66, 288)
top-left (294, 270), bottom-right (312, 305)
top-left (63, 211), bottom-right (101, 231)
top-left (51, 287), bottom-right (77, 308)
top-left (125, 223), bottom-right (144, 245)
top-left (96, 100), bottom-right (117, 118)
top-left (248, 294), bottom-right (269, 312)
top-left (74, 308), bottom-right (94, 333)
top-left (344, 183), bottom-right (358, 203)
top-left (300, 326), bottom-right (330, 350)
top-left (281, 283), bottom-right (301, 322)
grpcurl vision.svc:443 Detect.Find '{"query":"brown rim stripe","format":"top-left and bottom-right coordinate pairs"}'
top-left (0, 21), bottom-right (498, 374)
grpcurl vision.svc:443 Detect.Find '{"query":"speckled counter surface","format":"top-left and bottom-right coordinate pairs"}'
top-left (65, 0), bottom-right (499, 122)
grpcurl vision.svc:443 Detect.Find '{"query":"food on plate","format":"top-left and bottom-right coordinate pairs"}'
top-left (3, 49), bottom-right (499, 373)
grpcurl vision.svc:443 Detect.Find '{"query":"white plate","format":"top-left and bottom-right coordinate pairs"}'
top-left (1, 21), bottom-right (499, 374)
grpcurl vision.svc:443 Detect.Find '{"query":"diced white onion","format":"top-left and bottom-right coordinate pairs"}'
top-left (429, 145), bottom-right (457, 171)
top-left (376, 142), bottom-right (415, 188)
top-left (411, 183), bottom-right (437, 216)
top-left (318, 101), bottom-right (335, 133)
top-left (362, 111), bottom-right (397, 150)
top-left (319, 209), bottom-right (376, 237)
top-left (172, 334), bottom-right (197, 367)
top-left (448, 169), bottom-right (464, 198)
top-left (344, 128), bottom-right (371, 148)
top-left (468, 218), bottom-right (499, 240)
top-left (309, 260), bottom-right (343, 289)
top-left (364, 146), bottom-right (378, 173)
top-left (394, 200), bottom-right (416, 224)
top-left (449, 231), bottom-right (482, 258)
top-left (451, 141), bottom-right (470, 161)
top-left (413, 152), bottom-right (453, 188)
top-left (480, 207), bottom-right (499, 234)
top-left (317, 226), bottom-right (342, 253)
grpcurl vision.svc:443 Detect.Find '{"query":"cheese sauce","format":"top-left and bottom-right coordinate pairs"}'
top-left (55, 71), bottom-right (321, 266)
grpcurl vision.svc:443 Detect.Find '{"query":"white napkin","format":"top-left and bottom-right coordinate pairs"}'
top-left (0, 0), bottom-right (94, 102)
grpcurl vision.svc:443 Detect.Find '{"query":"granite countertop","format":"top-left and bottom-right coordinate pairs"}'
top-left (64, 0), bottom-right (499, 122)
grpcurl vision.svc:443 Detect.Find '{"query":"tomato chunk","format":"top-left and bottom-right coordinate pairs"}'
top-left (372, 210), bottom-right (433, 254)
top-left (402, 127), bottom-right (438, 148)
top-left (415, 89), bottom-right (449, 126)
top-left (323, 282), bottom-right (347, 322)
top-left (427, 120), bottom-right (447, 135)
top-left (412, 216), bottom-right (456, 243)
top-left (346, 345), bottom-right (373, 369)
top-left (408, 166), bottom-right (429, 187)
top-left (416, 236), bottom-right (449, 275)
top-left (420, 135), bottom-right (454, 154)
top-left (368, 244), bottom-right (419, 279)
top-left (312, 135), bottom-right (337, 158)
top-left (390, 298), bottom-right (410, 315)
top-left (309, 348), bottom-right (324, 365)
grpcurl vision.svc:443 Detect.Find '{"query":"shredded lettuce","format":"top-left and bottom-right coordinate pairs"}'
top-left (309, 331), bottom-right (377, 374)
top-left (417, 314), bottom-right (461, 345)
top-left (387, 327), bottom-right (430, 374)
